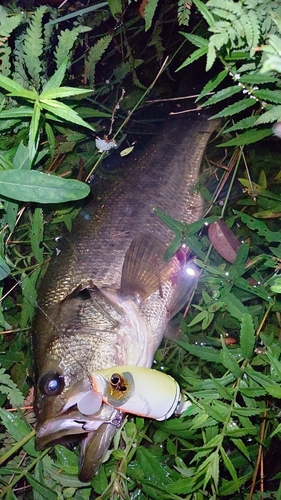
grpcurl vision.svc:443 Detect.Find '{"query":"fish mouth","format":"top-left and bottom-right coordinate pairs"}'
top-left (35, 392), bottom-right (123, 482)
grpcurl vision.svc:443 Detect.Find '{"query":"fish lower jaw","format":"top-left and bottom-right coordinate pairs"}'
top-left (35, 404), bottom-right (121, 450)
top-left (35, 415), bottom-right (91, 449)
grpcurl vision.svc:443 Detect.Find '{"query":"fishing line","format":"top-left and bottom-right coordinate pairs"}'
top-left (6, 271), bottom-right (93, 385)
top-left (34, 299), bottom-right (93, 381)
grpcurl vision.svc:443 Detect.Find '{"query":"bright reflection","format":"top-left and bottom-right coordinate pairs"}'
top-left (185, 266), bottom-right (196, 276)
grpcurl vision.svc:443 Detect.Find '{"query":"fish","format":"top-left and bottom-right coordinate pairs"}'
top-left (32, 114), bottom-right (220, 482)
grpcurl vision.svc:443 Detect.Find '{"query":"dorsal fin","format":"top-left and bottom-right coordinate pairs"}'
top-left (120, 234), bottom-right (174, 300)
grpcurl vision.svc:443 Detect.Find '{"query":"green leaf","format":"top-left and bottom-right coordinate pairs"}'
top-left (23, 6), bottom-right (46, 87)
top-left (177, 45), bottom-right (208, 71)
top-left (0, 10), bottom-right (23, 38)
top-left (223, 115), bottom-right (258, 133)
top-left (210, 374), bottom-right (233, 400)
top-left (0, 170), bottom-right (90, 203)
top-left (30, 208), bottom-right (44, 264)
top-left (45, 122), bottom-right (56, 158)
top-left (29, 100), bottom-right (41, 162)
top-left (136, 446), bottom-right (174, 486)
top-left (234, 210), bottom-right (281, 243)
top-left (108, 0), bottom-right (123, 17)
top-left (219, 472), bottom-right (253, 495)
top-left (240, 313), bottom-right (255, 360)
top-left (253, 89), bottom-right (281, 104)
top-left (13, 142), bottom-right (31, 170)
top-left (196, 69), bottom-right (228, 101)
top-left (0, 408), bottom-right (37, 457)
top-left (255, 105), bottom-right (281, 125)
top-left (220, 339), bottom-right (242, 378)
top-left (266, 353), bottom-right (281, 381)
top-left (201, 85), bottom-right (242, 108)
top-left (40, 99), bottom-right (95, 131)
top-left (26, 473), bottom-right (57, 500)
top-left (0, 366), bottom-right (24, 406)
top-left (246, 367), bottom-right (281, 398)
top-left (55, 26), bottom-right (92, 68)
top-left (43, 60), bottom-right (68, 91)
top-left (232, 407), bottom-right (265, 417)
top-left (193, 0), bottom-right (215, 27)
top-left (219, 128), bottom-right (272, 146)
top-left (211, 99), bottom-right (255, 118)
top-left (0, 255), bottom-right (11, 279)
top-left (144, 0), bottom-right (159, 31)
top-left (0, 106), bottom-right (34, 119)
top-left (20, 272), bottom-right (38, 328)
top-left (40, 87), bottom-right (93, 100)
top-left (85, 35), bottom-right (112, 88)
top-left (177, 341), bottom-right (221, 363)
top-left (4, 200), bottom-right (18, 233)
top-left (223, 293), bottom-right (249, 321)
top-left (179, 32), bottom-right (209, 48)
top-left (0, 75), bottom-right (37, 100)
top-left (239, 74), bottom-right (279, 85)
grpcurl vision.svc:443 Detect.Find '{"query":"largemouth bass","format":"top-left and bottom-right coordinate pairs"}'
top-left (32, 115), bottom-right (219, 482)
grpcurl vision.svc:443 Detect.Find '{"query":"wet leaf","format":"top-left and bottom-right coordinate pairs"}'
top-left (240, 313), bottom-right (255, 360)
top-left (26, 473), bottom-right (57, 500)
top-left (220, 340), bottom-right (242, 378)
top-left (0, 170), bottom-right (90, 203)
top-left (30, 208), bottom-right (44, 264)
top-left (0, 408), bottom-right (37, 457)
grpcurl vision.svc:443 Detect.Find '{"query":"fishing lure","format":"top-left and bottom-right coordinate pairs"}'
top-left (72, 365), bottom-right (191, 422)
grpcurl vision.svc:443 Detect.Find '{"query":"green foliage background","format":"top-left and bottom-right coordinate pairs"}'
top-left (1, 0), bottom-right (281, 499)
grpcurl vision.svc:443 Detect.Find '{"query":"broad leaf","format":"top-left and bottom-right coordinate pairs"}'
top-left (0, 170), bottom-right (90, 203)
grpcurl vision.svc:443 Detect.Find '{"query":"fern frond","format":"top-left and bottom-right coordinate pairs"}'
top-left (23, 6), bottom-right (47, 89)
top-left (0, 7), bottom-right (23, 37)
top-left (144, 0), bottom-right (159, 32)
top-left (178, 0), bottom-right (192, 27)
top-left (113, 61), bottom-right (131, 82)
top-left (247, 10), bottom-right (260, 52)
top-left (13, 33), bottom-right (29, 87)
top-left (0, 366), bottom-right (24, 407)
top-left (43, 9), bottom-right (56, 52)
top-left (0, 43), bottom-right (11, 77)
top-left (0, 8), bottom-right (23, 77)
top-left (207, 25), bottom-right (229, 71)
top-left (55, 26), bottom-right (91, 69)
top-left (85, 35), bottom-right (112, 88)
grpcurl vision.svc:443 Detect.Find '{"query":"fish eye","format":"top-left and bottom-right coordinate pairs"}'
top-left (38, 371), bottom-right (65, 396)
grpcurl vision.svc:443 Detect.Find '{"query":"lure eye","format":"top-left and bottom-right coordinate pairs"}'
top-left (110, 373), bottom-right (127, 392)
top-left (38, 371), bottom-right (65, 396)
top-left (110, 373), bottom-right (121, 387)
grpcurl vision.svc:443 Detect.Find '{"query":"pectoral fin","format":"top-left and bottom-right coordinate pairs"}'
top-left (121, 234), bottom-right (174, 300)
top-left (167, 261), bottom-right (200, 318)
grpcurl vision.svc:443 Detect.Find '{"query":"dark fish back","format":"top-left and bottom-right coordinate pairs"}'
top-left (38, 115), bottom-right (219, 311)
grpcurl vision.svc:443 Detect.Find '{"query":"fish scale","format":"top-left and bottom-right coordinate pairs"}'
top-left (38, 116), bottom-right (218, 308)
top-left (32, 114), bottom-right (220, 482)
